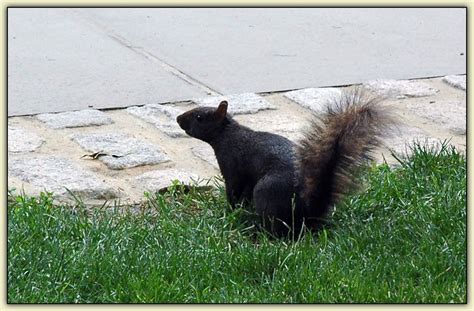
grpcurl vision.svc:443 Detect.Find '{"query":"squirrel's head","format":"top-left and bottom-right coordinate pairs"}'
top-left (176, 101), bottom-right (229, 143)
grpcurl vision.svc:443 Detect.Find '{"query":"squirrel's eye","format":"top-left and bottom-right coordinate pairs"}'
top-left (196, 114), bottom-right (202, 122)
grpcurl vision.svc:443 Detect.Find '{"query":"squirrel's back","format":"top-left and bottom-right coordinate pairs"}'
top-left (213, 121), bottom-right (298, 201)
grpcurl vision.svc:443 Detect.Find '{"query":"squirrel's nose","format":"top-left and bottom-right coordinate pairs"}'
top-left (176, 114), bottom-right (182, 125)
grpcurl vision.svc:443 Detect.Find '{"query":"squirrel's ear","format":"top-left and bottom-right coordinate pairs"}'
top-left (215, 101), bottom-right (228, 120)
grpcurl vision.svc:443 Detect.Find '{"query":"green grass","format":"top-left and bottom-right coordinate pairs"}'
top-left (8, 143), bottom-right (466, 303)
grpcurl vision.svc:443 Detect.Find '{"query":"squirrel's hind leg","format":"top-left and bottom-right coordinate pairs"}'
top-left (225, 180), bottom-right (254, 209)
top-left (253, 174), bottom-right (299, 236)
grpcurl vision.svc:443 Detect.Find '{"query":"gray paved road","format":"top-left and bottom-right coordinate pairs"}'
top-left (8, 8), bottom-right (466, 116)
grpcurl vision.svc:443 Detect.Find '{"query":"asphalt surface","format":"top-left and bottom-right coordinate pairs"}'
top-left (7, 8), bottom-right (466, 116)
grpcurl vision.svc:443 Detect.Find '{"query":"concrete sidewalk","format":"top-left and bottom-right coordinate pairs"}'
top-left (8, 76), bottom-right (466, 205)
top-left (8, 8), bottom-right (466, 116)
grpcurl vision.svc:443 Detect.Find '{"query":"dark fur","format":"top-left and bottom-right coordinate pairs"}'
top-left (177, 88), bottom-right (393, 236)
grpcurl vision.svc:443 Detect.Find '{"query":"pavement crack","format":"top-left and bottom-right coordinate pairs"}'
top-left (74, 10), bottom-right (221, 96)
top-left (105, 33), bottom-right (221, 96)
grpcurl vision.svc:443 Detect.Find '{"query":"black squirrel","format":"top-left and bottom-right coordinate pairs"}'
top-left (176, 88), bottom-right (393, 236)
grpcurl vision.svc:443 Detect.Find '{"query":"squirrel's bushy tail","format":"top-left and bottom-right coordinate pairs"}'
top-left (296, 87), bottom-right (393, 228)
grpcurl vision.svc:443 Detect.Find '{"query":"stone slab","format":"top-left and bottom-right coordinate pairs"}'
top-left (193, 93), bottom-right (275, 114)
top-left (8, 125), bottom-right (45, 153)
top-left (9, 9), bottom-right (465, 116)
top-left (442, 75), bottom-right (466, 91)
top-left (71, 133), bottom-right (170, 169)
top-left (83, 8), bottom-right (465, 95)
top-left (236, 114), bottom-right (304, 142)
top-left (8, 8), bottom-right (209, 116)
top-left (283, 87), bottom-right (342, 114)
top-left (405, 100), bottom-right (466, 136)
top-left (127, 104), bottom-right (186, 137)
top-left (383, 124), bottom-right (440, 156)
top-left (36, 109), bottom-right (113, 129)
top-left (192, 144), bottom-right (219, 169)
top-left (134, 168), bottom-right (202, 192)
top-left (363, 79), bottom-right (438, 99)
top-left (8, 155), bottom-right (117, 199)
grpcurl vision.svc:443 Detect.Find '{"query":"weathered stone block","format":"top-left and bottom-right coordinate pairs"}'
top-left (8, 155), bottom-right (117, 199)
top-left (406, 100), bottom-right (466, 136)
top-left (193, 93), bottom-right (275, 114)
top-left (8, 125), bottom-right (45, 153)
top-left (442, 75), bottom-right (466, 91)
top-left (127, 104), bottom-right (186, 137)
top-left (363, 79), bottom-right (438, 99)
top-left (37, 109), bottom-right (113, 129)
top-left (384, 124), bottom-right (440, 156)
top-left (71, 133), bottom-right (170, 169)
top-left (283, 87), bottom-right (342, 113)
top-left (191, 144), bottom-right (219, 169)
top-left (135, 169), bottom-right (203, 192)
